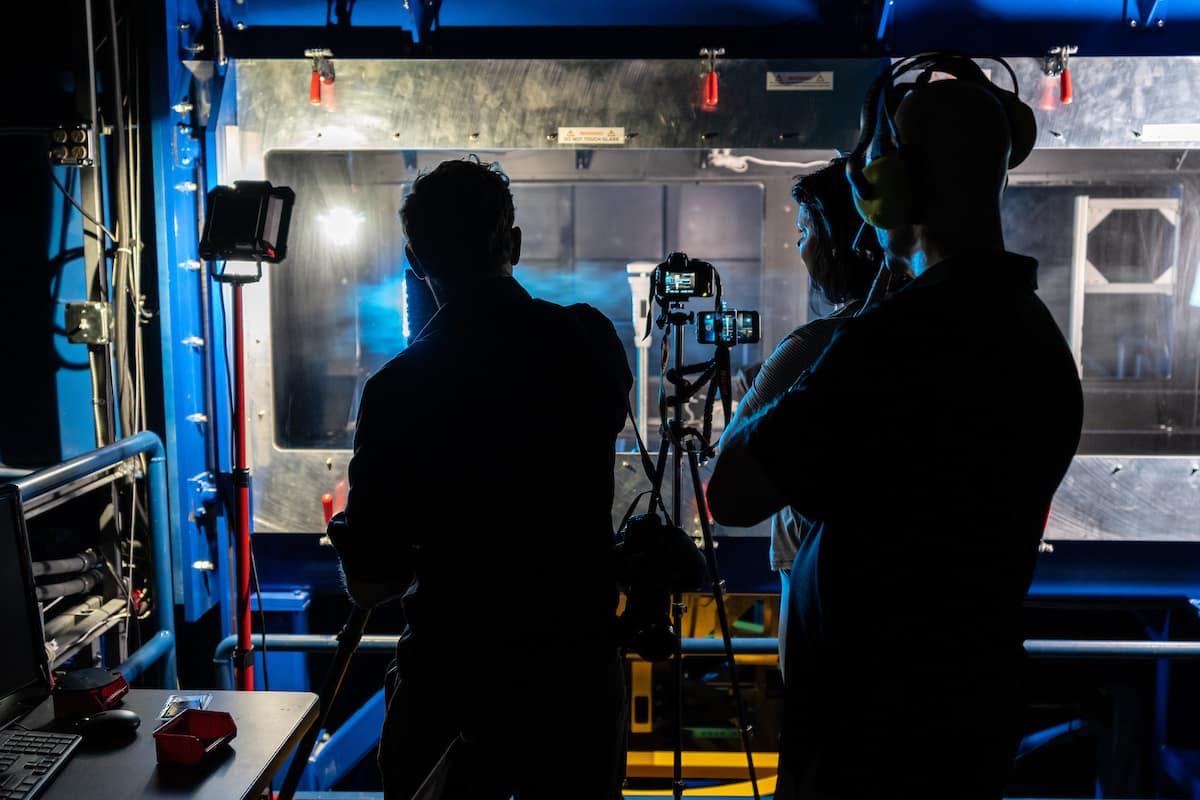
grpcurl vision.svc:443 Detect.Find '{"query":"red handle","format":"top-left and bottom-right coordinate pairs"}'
top-left (704, 71), bottom-right (719, 108)
top-left (310, 70), bottom-right (322, 106)
top-left (1038, 76), bottom-right (1057, 111)
top-left (322, 493), bottom-right (334, 524)
top-left (320, 76), bottom-right (336, 112)
top-left (1059, 68), bottom-right (1073, 104)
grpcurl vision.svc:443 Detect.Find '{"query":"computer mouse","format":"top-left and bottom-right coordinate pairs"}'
top-left (74, 708), bottom-right (141, 740)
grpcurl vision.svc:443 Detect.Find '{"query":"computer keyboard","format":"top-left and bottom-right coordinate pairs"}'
top-left (0, 729), bottom-right (81, 799)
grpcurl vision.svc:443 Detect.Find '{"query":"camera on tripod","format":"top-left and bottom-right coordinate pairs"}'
top-left (653, 252), bottom-right (716, 302)
top-left (649, 252), bottom-right (759, 348)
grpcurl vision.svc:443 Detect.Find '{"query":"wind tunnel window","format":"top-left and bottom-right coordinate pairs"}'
top-left (1001, 181), bottom-right (1199, 455)
top-left (262, 151), bottom-right (768, 452)
top-left (513, 182), bottom-right (764, 453)
top-left (266, 152), bottom-right (413, 449)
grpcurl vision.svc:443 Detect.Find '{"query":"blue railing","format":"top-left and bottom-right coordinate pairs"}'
top-left (14, 431), bottom-right (177, 685)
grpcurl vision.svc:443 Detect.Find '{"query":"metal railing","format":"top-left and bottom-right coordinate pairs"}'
top-left (13, 431), bottom-right (177, 685)
top-left (213, 633), bottom-right (1200, 689)
top-left (212, 634), bottom-right (782, 689)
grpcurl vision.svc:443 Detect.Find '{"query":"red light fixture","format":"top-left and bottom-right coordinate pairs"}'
top-left (304, 48), bottom-right (335, 109)
top-left (1042, 45), bottom-right (1078, 109)
top-left (700, 47), bottom-right (725, 110)
top-left (1059, 66), bottom-right (1073, 104)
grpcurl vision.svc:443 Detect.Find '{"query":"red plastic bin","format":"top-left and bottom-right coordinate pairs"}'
top-left (154, 709), bottom-right (238, 766)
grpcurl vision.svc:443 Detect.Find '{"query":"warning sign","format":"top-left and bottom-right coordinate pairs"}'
top-left (766, 71), bottom-right (834, 92)
top-left (557, 127), bottom-right (626, 145)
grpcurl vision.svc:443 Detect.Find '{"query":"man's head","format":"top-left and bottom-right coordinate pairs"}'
top-left (792, 157), bottom-right (881, 305)
top-left (400, 158), bottom-right (521, 294)
top-left (872, 78), bottom-right (1015, 272)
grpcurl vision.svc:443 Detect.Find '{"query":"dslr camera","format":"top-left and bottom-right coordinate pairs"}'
top-left (654, 252), bottom-right (716, 302)
top-left (614, 512), bottom-right (707, 662)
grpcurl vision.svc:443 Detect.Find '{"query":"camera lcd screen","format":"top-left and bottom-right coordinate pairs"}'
top-left (664, 271), bottom-right (696, 295)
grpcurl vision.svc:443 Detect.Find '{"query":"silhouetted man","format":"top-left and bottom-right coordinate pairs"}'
top-left (331, 158), bottom-right (630, 799)
top-left (707, 74), bottom-right (1083, 798)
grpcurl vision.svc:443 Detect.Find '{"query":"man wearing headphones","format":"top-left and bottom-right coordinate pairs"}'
top-left (331, 158), bottom-right (630, 799)
top-left (707, 54), bottom-right (1083, 799)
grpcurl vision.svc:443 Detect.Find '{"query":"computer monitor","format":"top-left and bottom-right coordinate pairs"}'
top-left (0, 484), bottom-right (51, 725)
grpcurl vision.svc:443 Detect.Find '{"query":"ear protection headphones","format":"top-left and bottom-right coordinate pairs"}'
top-left (845, 51), bottom-right (1037, 231)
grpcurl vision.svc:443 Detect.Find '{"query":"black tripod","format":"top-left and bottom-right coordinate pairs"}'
top-left (652, 298), bottom-right (760, 800)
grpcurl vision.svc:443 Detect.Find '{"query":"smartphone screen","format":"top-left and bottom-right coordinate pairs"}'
top-left (736, 310), bottom-right (760, 344)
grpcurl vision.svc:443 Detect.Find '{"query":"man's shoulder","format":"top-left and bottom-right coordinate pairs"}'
top-left (365, 339), bottom-right (438, 390)
top-left (533, 298), bottom-right (620, 336)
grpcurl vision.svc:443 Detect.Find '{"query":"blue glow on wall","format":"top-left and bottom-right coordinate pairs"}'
top-left (357, 274), bottom-right (410, 360)
top-left (237, 0), bottom-right (820, 27)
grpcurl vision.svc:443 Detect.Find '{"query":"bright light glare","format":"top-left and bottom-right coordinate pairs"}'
top-left (401, 277), bottom-right (410, 340)
top-left (316, 207), bottom-right (365, 247)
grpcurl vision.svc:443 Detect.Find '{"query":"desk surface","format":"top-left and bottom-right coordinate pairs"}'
top-left (23, 689), bottom-right (318, 800)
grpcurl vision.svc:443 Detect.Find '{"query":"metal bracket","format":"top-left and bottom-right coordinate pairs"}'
top-left (65, 301), bottom-right (113, 344)
top-left (233, 647), bottom-right (255, 669)
top-left (231, 467), bottom-right (251, 490)
top-left (188, 471), bottom-right (219, 519)
top-left (1125, 0), bottom-right (1167, 28)
top-left (173, 123), bottom-right (201, 168)
top-left (1043, 45), bottom-right (1077, 78)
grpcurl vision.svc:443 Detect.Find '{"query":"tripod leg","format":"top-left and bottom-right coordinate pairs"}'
top-left (672, 591), bottom-right (686, 800)
top-left (687, 449), bottom-right (761, 800)
top-left (277, 605), bottom-right (371, 800)
top-left (671, 416), bottom-right (686, 800)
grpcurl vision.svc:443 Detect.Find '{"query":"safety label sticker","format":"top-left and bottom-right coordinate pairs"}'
top-left (766, 71), bottom-right (834, 91)
top-left (558, 127), bottom-right (626, 145)
top-left (1140, 123), bottom-right (1200, 142)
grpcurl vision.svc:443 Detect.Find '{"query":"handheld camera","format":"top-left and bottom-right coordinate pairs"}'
top-left (697, 309), bottom-right (760, 346)
top-left (653, 252), bottom-right (716, 302)
top-left (615, 512), bottom-right (707, 663)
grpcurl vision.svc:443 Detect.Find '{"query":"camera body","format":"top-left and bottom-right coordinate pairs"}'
top-left (614, 512), bottom-right (707, 662)
top-left (697, 309), bottom-right (761, 346)
top-left (654, 252), bottom-right (716, 302)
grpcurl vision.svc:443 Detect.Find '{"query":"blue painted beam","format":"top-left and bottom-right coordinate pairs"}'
top-left (303, 689), bottom-right (387, 791)
top-left (148, 0), bottom-right (226, 623)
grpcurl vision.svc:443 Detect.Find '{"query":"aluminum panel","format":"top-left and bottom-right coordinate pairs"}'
top-left (228, 58), bottom-right (880, 169)
top-left (1048, 456), bottom-right (1200, 541)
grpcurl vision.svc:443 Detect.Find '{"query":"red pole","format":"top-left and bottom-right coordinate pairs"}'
top-left (232, 283), bottom-right (255, 691)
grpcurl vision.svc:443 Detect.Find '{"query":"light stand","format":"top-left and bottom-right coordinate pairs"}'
top-left (200, 179), bottom-right (294, 693)
top-left (212, 262), bottom-right (263, 692)
top-left (653, 298), bottom-right (759, 800)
